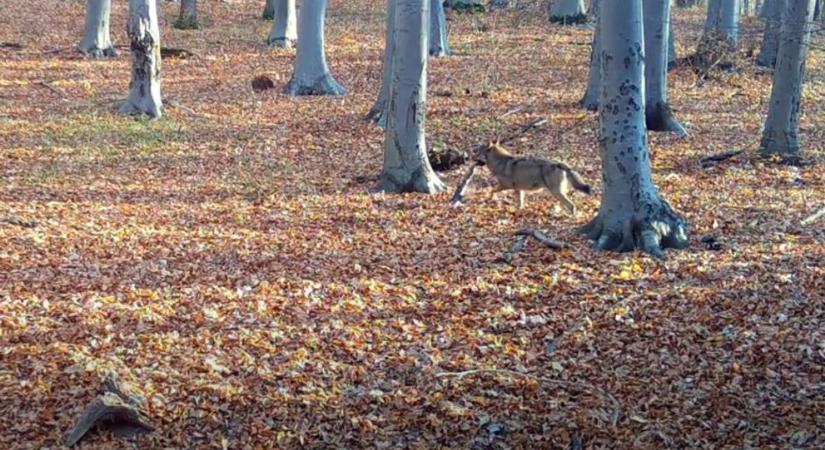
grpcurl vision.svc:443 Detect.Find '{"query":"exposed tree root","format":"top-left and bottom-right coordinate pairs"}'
top-left (646, 102), bottom-right (687, 136)
top-left (79, 46), bottom-right (117, 59)
top-left (699, 149), bottom-right (743, 168)
top-left (285, 74), bottom-right (346, 96)
top-left (579, 200), bottom-right (689, 258)
top-left (372, 168), bottom-right (446, 194)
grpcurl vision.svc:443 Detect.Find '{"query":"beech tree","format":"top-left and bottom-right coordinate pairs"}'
top-left (285, 0), bottom-right (346, 95)
top-left (581, 0), bottom-right (601, 110)
top-left (374, 0), bottom-right (445, 194)
top-left (366, 0), bottom-right (396, 126)
top-left (175, 0), bottom-right (198, 29)
top-left (267, 0), bottom-right (298, 48)
top-left (79, 0), bottom-right (117, 58)
top-left (263, 0), bottom-right (276, 20)
top-left (580, 0), bottom-right (689, 256)
top-left (699, 0), bottom-right (740, 50)
top-left (121, 0), bottom-right (163, 118)
top-left (549, 0), bottom-right (587, 24)
top-left (430, 0), bottom-right (451, 57)
top-left (644, 0), bottom-right (686, 134)
top-left (757, 0), bottom-right (782, 67)
top-left (760, 0), bottom-right (816, 162)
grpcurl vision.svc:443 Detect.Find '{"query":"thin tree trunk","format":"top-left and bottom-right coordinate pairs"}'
top-left (429, 0), bottom-right (451, 56)
top-left (549, 0), bottom-right (587, 24)
top-left (285, 0), bottom-right (346, 95)
top-left (757, 0), bottom-right (782, 66)
top-left (79, 0), bottom-right (117, 58)
top-left (579, 0), bottom-right (689, 257)
top-left (175, 0), bottom-right (198, 29)
top-left (267, 0), bottom-right (297, 48)
top-left (366, 0), bottom-right (396, 126)
top-left (668, 23), bottom-right (677, 69)
top-left (760, 0), bottom-right (816, 161)
top-left (676, 0), bottom-right (704, 6)
top-left (581, 0), bottom-right (601, 110)
top-left (263, 0), bottom-right (276, 19)
top-left (644, 0), bottom-right (687, 135)
top-left (696, 0), bottom-right (739, 66)
top-left (121, 0), bottom-right (163, 118)
top-left (374, 0), bottom-right (445, 194)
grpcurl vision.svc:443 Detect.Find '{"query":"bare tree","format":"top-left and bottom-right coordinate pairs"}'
top-left (267, 0), bottom-right (297, 48)
top-left (581, 0), bottom-right (601, 110)
top-left (79, 0), bottom-right (117, 58)
top-left (430, 0), bottom-right (451, 57)
top-left (175, 0), bottom-right (198, 29)
top-left (580, 0), bottom-right (689, 256)
top-left (757, 0), bottom-right (782, 66)
top-left (695, 0), bottom-right (740, 66)
top-left (374, 0), bottom-right (445, 194)
top-left (760, 0), bottom-right (816, 162)
top-left (285, 0), bottom-right (346, 95)
top-left (121, 0), bottom-right (163, 118)
top-left (263, 0), bottom-right (276, 19)
top-left (644, 0), bottom-right (686, 134)
top-left (366, 0), bottom-right (396, 126)
top-left (550, 0), bottom-right (587, 24)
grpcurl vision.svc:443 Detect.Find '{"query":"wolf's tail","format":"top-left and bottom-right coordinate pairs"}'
top-left (558, 163), bottom-right (592, 195)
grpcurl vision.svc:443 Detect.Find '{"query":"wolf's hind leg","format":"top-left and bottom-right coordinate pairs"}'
top-left (517, 191), bottom-right (525, 209)
top-left (552, 191), bottom-right (577, 217)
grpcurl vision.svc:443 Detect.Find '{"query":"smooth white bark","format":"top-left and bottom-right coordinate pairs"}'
top-left (285, 0), bottom-right (345, 95)
top-left (121, 0), bottom-right (163, 118)
top-left (267, 0), bottom-right (297, 48)
top-left (581, 0), bottom-right (688, 256)
top-left (429, 0), bottom-right (451, 57)
top-left (644, 0), bottom-right (687, 134)
top-left (375, 0), bottom-right (444, 194)
top-left (757, 0), bottom-right (782, 66)
top-left (79, 0), bottom-right (117, 58)
top-left (581, 0), bottom-right (600, 110)
top-left (367, 0), bottom-right (396, 125)
top-left (760, 0), bottom-right (816, 159)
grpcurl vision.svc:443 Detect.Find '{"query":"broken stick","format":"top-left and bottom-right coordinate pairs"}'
top-left (700, 150), bottom-right (743, 168)
top-left (516, 228), bottom-right (566, 250)
top-left (451, 162), bottom-right (480, 206)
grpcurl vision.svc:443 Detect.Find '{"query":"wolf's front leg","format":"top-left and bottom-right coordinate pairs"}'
top-left (517, 190), bottom-right (525, 209)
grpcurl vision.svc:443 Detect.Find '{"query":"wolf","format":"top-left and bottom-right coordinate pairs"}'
top-left (475, 142), bottom-right (592, 215)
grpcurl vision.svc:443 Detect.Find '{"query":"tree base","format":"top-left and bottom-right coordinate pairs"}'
top-left (579, 199), bottom-right (689, 258)
top-left (119, 100), bottom-right (163, 119)
top-left (372, 168), bottom-right (446, 194)
top-left (267, 37), bottom-right (296, 49)
top-left (646, 102), bottom-right (687, 136)
top-left (550, 13), bottom-right (588, 25)
top-left (79, 46), bottom-right (118, 59)
top-left (285, 73), bottom-right (346, 96)
top-left (580, 90), bottom-right (598, 111)
top-left (174, 17), bottom-right (199, 30)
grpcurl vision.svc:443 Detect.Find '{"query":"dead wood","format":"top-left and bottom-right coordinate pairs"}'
top-left (801, 206), bottom-right (825, 227)
top-left (500, 234), bottom-right (528, 264)
top-left (516, 228), bottom-right (566, 250)
top-left (699, 149), bottom-right (743, 168)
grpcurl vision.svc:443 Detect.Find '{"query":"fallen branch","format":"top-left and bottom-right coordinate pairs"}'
top-left (65, 374), bottom-right (153, 447)
top-left (498, 105), bottom-right (526, 119)
top-left (699, 149), bottom-right (743, 168)
top-left (801, 206), bottom-right (825, 227)
top-left (450, 162), bottom-right (480, 205)
top-left (37, 80), bottom-right (65, 97)
top-left (516, 228), bottom-right (566, 250)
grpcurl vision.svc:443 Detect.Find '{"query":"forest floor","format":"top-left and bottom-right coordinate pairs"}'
top-left (1, 1), bottom-right (823, 448)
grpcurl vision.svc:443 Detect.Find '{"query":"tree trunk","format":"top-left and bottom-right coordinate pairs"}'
top-left (760, 0), bottom-right (816, 161)
top-left (374, 0), bottom-right (445, 194)
top-left (579, 0), bottom-right (689, 257)
top-left (430, 0), bottom-right (451, 57)
top-left (263, 0), bottom-right (276, 19)
top-left (644, 0), bottom-right (687, 135)
top-left (121, 0), bottom-right (163, 118)
top-left (285, 0), bottom-right (346, 95)
top-left (676, 0), bottom-right (704, 6)
top-left (366, 0), bottom-right (396, 126)
top-left (79, 0), bottom-right (117, 58)
top-left (549, 0), bottom-right (587, 24)
top-left (695, 0), bottom-right (739, 67)
top-left (668, 24), bottom-right (677, 69)
top-left (267, 0), bottom-right (298, 48)
top-left (580, 0), bottom-right (600, 110)
top-left (757, 0), bottom-right (782, 66)
top-left (175, 0), bottom-right (198, 29)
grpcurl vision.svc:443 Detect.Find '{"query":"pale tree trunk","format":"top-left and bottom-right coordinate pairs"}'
top-left (580, 0), bottom-right (689, 257)
top-left (760, 0), bottom-right (816, 161)
top-left (676, 0), bottom-right (704, 5)
top-left (757, 0), bottom-right (782, 66)
top-left (285, 0), bottom-right (346, 95)
top-left (430, 0), bottom-right (451, 57)
top-left (580, 0), bottom-right (600, 110)
top-left (366, 0), bottom-right (396, 126)
top-left (263, 0), bottom-right (276, 19)
top-left (175, 0), bottom-right (198, 29)
top-left (374, 0), bottom-right (445, 194)
top-left (695, 0), bottom-right (739, 66)
top-left (121, 0), bottom-right (163, 118)
top-left (668, 24), bottom-right (677, 69)
top-left (267, 0), bottom-right (298, 48)
top-left (550, 0), bottom-right (587, 24)
top-left (79, 0), bottom-right (117, 58)
top-left (644, 0), bottom-right (687, 135)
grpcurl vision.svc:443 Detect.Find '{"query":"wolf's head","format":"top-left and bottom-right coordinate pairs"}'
top-left (475, 141), bottom-right (507, 165)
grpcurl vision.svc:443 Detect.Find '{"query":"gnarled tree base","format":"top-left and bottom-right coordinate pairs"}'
top-left (267, 37), bottom-right (295, 49)
top-left (580, 90), bottom-right (598, 111)
top-left (285, 73), bottom-right (346, 96)
top-left (120, 101), bottom-right (162, 119)
top-left (579, 199), bottom-right (689, 258)
top-left (79, 46), bottom-right (117, 59)
top-left (646, 102), bottom-right (687, 136)
top-left (372, 168), bottom-right (446, 194)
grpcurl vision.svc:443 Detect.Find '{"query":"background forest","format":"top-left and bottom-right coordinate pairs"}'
top-left (0, 0), bottom-right (823, 448)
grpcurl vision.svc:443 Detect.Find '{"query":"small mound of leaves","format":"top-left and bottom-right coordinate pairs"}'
top-left (251, 75), bottom-right (276, 92)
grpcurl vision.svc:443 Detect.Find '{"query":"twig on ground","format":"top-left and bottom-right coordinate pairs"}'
top-left (801, 206), bottom-right (825, 227)
top-left (699, 149), bottom-right (743, 168)
top-left (516, 228), bottom-right (566, 250)
top-left (36, 80), bottom-right (65, 97)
